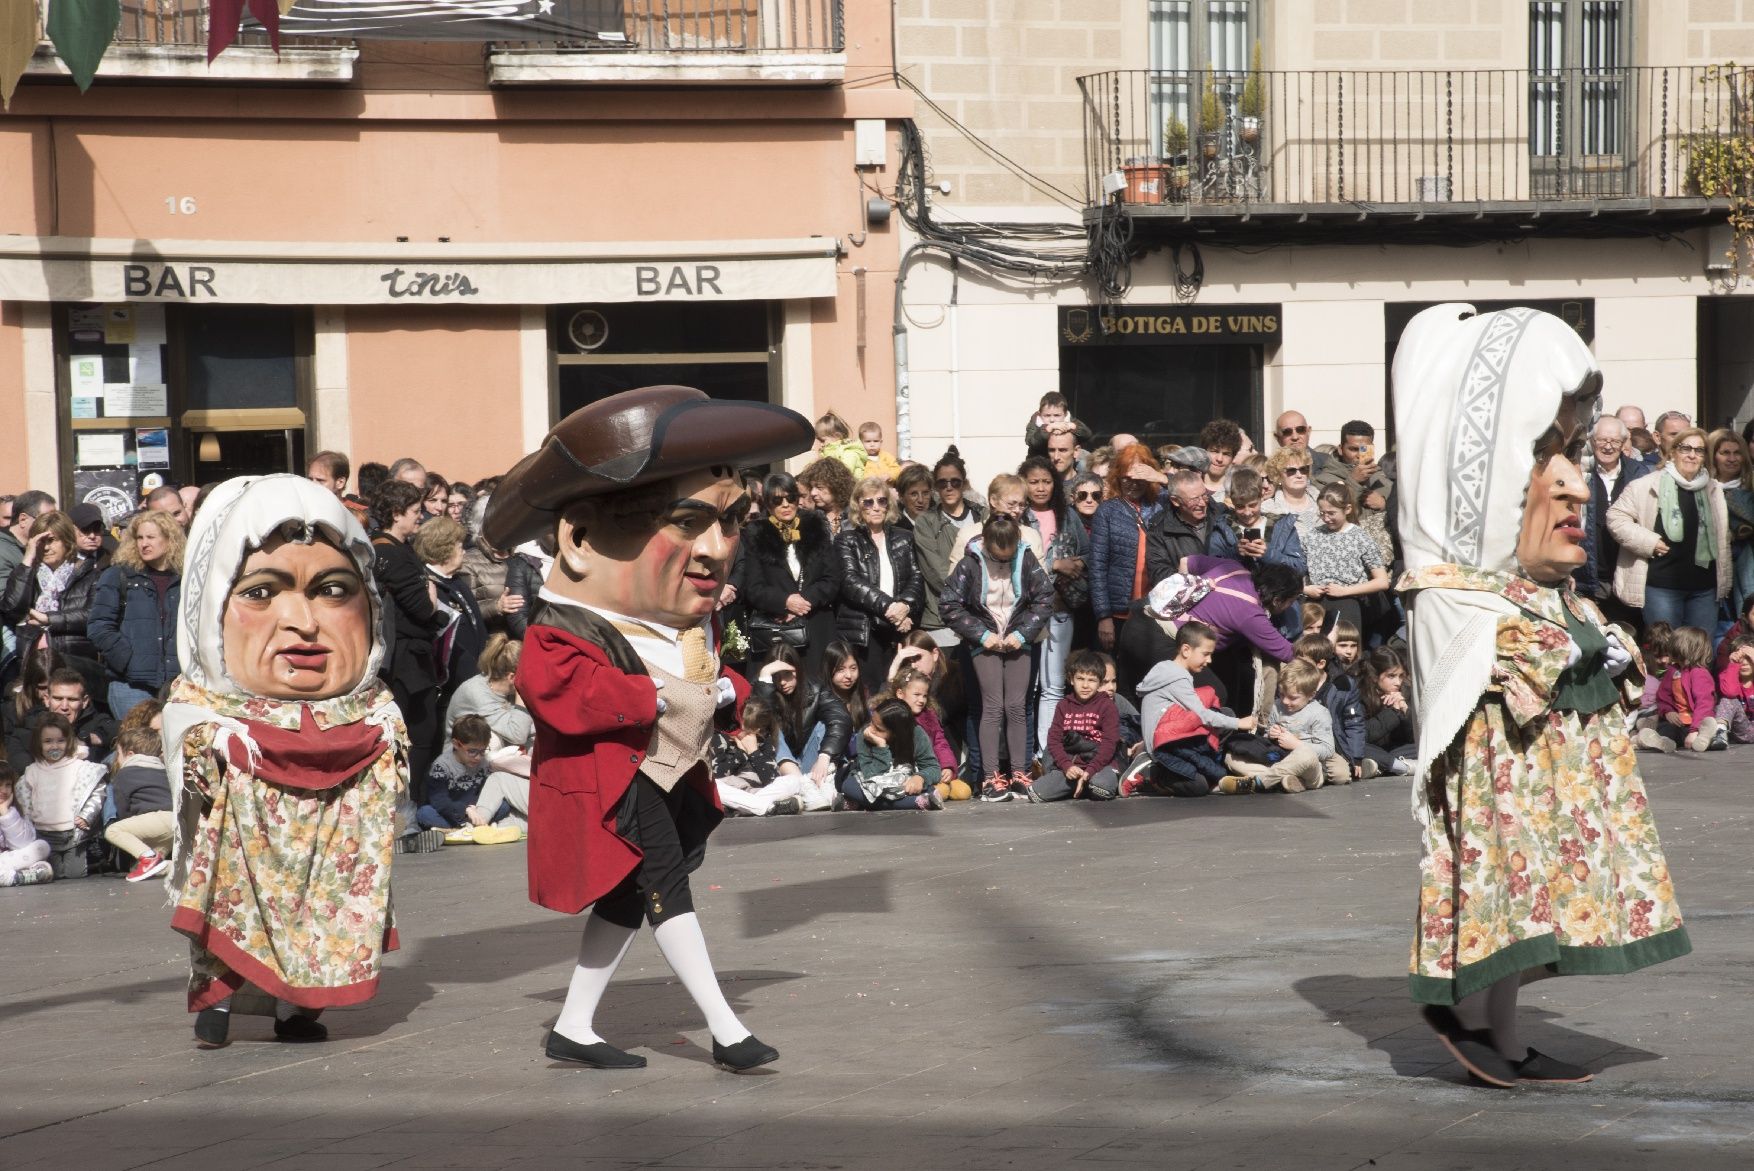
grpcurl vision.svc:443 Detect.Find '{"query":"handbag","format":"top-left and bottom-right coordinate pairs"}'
top-left (746, 613), bottom-right (811, 653)
top-left (856, 765), bottom-right (912, 804)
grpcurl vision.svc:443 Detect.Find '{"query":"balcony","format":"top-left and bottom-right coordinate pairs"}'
top-left (1078, 66), bottom-right (1750, 245)
top-left (27, 0), bottom-right (357, 83)
top-left (487, 0), bottom-right (845, 86)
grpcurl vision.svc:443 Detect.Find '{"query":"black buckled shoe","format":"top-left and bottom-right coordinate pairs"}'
top-left (1419, 1005), bottom-right (1518, 1088)
top-left (713, 1035), bottom-right (779, 1072)
top-left (274, 1014), bottom-right (329, 1043)
top-left (193, 1007), bottom-right (231, 1050)
top-left (545, 1030), bottom-right (647, 1069)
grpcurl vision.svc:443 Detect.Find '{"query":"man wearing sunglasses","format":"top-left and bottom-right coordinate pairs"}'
top-left (1272, 410), bottom-right (1331, 477)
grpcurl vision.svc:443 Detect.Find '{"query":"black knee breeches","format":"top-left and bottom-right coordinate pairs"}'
top-left (591, 775), bottom-right (700, 930)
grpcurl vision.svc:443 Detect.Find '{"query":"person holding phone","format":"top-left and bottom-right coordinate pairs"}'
top-left (1314, 420), bottom-right (1392, 512)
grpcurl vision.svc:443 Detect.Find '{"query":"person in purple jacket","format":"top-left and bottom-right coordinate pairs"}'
top-left (1114, 558), bottom-right (1301, 704)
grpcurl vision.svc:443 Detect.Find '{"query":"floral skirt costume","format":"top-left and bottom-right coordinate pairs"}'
top-left (1404, 565), bottom-right (1690, 1005)
top-left (168, 677), bottom-right (406, 1012)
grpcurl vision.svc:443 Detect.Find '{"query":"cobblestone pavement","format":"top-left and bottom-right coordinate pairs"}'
top-left (2, 752), bottom-right (1749, 1170)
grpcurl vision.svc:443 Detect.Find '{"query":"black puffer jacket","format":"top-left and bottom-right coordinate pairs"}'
top-left (833, 525), bottom-right (922, 648)
top-left (1, 553), bottom-right (105, 664)
top-left (938, 543), bottom-right (1054, 646)
top-left (753, 676), bottom-right (854, 762)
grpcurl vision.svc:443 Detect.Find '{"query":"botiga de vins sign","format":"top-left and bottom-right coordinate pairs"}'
top-left (1059, 304), bottom-right (1283, 346)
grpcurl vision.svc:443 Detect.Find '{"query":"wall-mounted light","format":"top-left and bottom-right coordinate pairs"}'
top-left (198, 433), bottom-right (221, 463)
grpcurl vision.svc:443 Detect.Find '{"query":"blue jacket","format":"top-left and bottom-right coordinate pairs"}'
top-left (1578, 459), bottom-right (1652, 596)
top-left (87, 564), bottom-right (181, 690)
top-left (1207, 509), bottom-right (1307, 579)
top-left (1319, 671), bottom-right (1366, 767)
top-left (1088, 497), bottom-right (1162, 620)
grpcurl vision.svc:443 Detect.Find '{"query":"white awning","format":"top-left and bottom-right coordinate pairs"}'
top-left (0, 236), bottom-right (841, 305)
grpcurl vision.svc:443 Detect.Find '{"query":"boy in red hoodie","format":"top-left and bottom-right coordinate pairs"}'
top-left (1036, 651), bottom-right (1121, 801)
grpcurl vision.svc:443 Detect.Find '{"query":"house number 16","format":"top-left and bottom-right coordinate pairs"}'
top-left (164, 196), bottom-right (198, 214)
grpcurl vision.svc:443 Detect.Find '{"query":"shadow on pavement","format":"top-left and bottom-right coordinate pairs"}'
top-left (735, 870), bottom-right (892, 939)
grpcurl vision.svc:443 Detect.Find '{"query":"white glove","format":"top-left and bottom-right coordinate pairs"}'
top-left (715, 677), bottom-right (737, 709)
top-left (1563, 638), bottom-right (1582, 669)
top-left (1602, 629), bottom-right (1633, 678)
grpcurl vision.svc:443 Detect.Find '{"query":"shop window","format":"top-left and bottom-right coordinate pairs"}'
top-left (550, 300), bottom-right (775, 421)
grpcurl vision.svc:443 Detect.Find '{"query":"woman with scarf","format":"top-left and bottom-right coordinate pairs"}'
top-left (1707, 427), bottom-right (1754, 624)
top-left (739, 472), bottom-right (840, 673)
top-left (1396, 304), bottom-right (1690, 1088)
top-left (2, 509), bottom-right (104, 681)
top-left (1607, 425), bottom-right (1730, 633)
top-left (163, 475), bottom-right (408, 1050)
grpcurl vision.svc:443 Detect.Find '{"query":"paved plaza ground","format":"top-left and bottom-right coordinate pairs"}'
top-left (2, 752), bottom-right (1750, 1170)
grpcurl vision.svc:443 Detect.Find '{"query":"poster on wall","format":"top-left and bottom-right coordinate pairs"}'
top-left (135, 428), bottom-right (170, 469)
top-left (106, 385), bottom-right (168, 416)
top-left (76, 433), bottom-right (127, 467)
top-left (74, 468), bottom-right (139, 525)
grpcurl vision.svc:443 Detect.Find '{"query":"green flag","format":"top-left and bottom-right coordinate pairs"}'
top-left (46, 0), bottom-right (118, 91)
top-left (1, 0), bottom-right (40, 109)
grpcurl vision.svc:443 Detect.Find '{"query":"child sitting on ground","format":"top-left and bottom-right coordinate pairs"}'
top-left (889, 666), bottom-right (968, 801)
top-left (1636, 625), bottom-right (1723, 753)
top-left (1328, 618), bottom-right (1363, 676)
top-left (857, 421), bottom-right (903, 482)
top-left (1638, 622), bottom-right (1674, 722)
top-left (1129, 621), bottom-right (1255, 798)
top-left (1359, 646), bottom-right (1417, 776)
top-left (1301, 602), bottom-right (1326, 640)
top-left (1220, 659), bottom-right (1334, 794)
top-left (1024, 391), bottom-right (1094, 460)
top-left (1715, 634), bottom-right (1754, 744)
top-left (16, 714), bottom-right (108, 878)
top-left (1097, 653), bottom-right (1142, 756)
top-left (419, 715), bottom-right (495, 829)
top-left (846, 697), bottom-right (943, 811)
top-left (0, 763), bottom-right (53, 887)
top-left (1716, 594), bottom-right (1754, 673)
top-left (1038, 651), bottom-right (1122, 801)
top-left (1294, 634), bottom-right (1365, 785)
top-left (714, 696), bottom-right (810, 816)
top-left (103, 706), bottom-right (174, 883)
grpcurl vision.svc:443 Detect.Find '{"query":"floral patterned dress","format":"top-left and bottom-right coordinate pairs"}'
top-left (169, 679), bottom-right (406, 1012)
top-left (1403, 566), bottom-right (1691, 1005)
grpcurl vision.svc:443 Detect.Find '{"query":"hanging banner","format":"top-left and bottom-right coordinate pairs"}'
top-left (261, 0), bottom-right (623, 41)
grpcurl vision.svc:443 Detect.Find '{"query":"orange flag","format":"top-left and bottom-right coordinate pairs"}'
top-left (1, 0), bottom-right (39, 110)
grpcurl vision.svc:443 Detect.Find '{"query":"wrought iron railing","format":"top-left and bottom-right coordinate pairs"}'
top-left (1079, 66), bottom-right (1754, 208)
top-left (499, 0), bottom-right (844, 53)
top-left (109, 0), bottom-right (348, 48)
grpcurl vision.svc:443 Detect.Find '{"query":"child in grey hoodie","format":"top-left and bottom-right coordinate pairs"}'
top-left (1221, 658), bottom-right (1334, 793)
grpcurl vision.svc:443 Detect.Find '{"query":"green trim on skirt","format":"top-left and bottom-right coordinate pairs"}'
top-left (1409, 925), bottom-right (1693, 1006)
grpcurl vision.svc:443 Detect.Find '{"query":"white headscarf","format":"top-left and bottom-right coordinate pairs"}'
top-left (1393, 304), bottom-right (1600, 821)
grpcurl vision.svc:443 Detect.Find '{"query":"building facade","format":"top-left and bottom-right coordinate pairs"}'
top-left (897, 0), bottom-right (1750, 480)
top-left (0, 2), bottom-right (908, 509)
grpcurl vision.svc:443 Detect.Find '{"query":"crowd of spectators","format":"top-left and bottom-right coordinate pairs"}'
top-left (3, 391), bottom-right (1749, 882)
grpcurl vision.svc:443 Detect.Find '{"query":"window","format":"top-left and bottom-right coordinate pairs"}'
top-left (1148, 1), bottom-right (1257, 157)
top-left (1529, 1), bottom-right (1630, 194)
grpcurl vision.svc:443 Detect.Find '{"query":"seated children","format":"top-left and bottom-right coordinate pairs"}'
top-left (16, 714), bottom-right (108, 878)
top-left (846, 697), bottom-right (944, 811)
top-left (857, 421), bottom-right (903, 482)
top-left (1097, 652), bottom-right (1142, 757)
top-left (1294, 634), bottom-right (1365, 784)
top-left (1301, 602), bottom-right (1326, 640)
top-left (1636, 625), bottom-right (1724, 753)
top-left (1638, 622), bottom-right (1673, 723)
top-left (1328, 618), bottom-right (1362, 676)
top-left (1716, 634), bottom-right (1754, 744)
top-left (1037, 651), bottom-right (1122, 801)
top-left (890, 667), bottom-right (968, 801)
top-left (1220, 659), bottom-right (1334, 793)
top-left (1717, 594), bottom-right (1754, 674)
top-left (0, 763), bottom-right (53, 887)
top-left (1130, 622), bottom-right (1255, 798)
top-left (1359, 646), bottom-right (1416, 776)
top-left (103, 704), bottom-right (174, 882)
top-left (419, 715), bottom-right (496, 829)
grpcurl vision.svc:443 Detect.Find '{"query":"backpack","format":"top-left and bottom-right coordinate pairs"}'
top-left (1144, 567), bottom-right (1251, 634)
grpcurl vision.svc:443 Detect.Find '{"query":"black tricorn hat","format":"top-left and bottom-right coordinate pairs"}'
top-left (482, 385), bottom-right (813, 549)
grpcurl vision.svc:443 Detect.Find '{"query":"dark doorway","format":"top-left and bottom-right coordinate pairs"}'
top-left (1060, 344), bottom-right (1263, 450)
top-left (1698, 296), bottom-right (1754, 433)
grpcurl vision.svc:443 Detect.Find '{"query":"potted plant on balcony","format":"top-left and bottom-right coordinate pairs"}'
top-left (1198, 78), bottom-right (1224, 160)
top-left (1163, 117), bottom-right (1191, 200)
top-left (1239, 41), bottom-right (1264, 146)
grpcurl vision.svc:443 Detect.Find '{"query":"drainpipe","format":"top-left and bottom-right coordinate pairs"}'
top-left (893, 244), bottom-right (922, 461)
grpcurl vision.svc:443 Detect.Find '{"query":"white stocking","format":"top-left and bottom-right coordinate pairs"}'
top-left (652, 912), bottom-right (750, 1046)
top-left (552, 913), bottom-right (638, 1045)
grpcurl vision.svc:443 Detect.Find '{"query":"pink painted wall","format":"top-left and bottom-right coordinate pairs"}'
top-left (345, 305), bottom-right (525, 484)
top-left (0, 306), bottom-right (26, 493)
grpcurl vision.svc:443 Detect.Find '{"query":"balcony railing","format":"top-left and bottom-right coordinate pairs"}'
top-left (28, 0), bottom-right (356, 83)
top-left (109, 0), bottom-right (348, 49)
top-left (497, 0), bottom-right (843, 54)
top-left (1080, 66), bottom-right (1754, 211)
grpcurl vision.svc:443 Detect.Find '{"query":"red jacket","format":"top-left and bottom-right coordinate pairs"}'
top-left (518, 615), bottom-right (748, 915)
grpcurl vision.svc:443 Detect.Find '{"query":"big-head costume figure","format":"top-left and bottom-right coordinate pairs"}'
top-left (163, 475), bottom-right (408, 1050)
top-left (484, 385), bottom-right (811, 1072)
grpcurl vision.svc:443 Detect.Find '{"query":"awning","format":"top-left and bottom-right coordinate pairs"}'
top-left (0, 236), bottom-right (841, 305)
